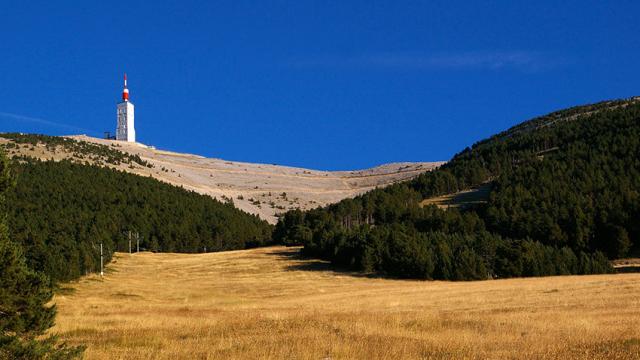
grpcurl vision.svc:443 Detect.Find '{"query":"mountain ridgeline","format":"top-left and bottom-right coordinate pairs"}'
top-left (3, 154), bottom-right (272, 282)
top-left (274, 98), bottom-right (640, 280)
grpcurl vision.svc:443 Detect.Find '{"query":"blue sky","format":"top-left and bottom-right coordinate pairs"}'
top-left (0, 1), bottom-right (638, 170)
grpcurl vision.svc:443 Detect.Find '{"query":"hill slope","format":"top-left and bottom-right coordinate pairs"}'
top-left (274, 97), bottom-right (640, 279)
top-left (0, 134), bottom-right (441, 223)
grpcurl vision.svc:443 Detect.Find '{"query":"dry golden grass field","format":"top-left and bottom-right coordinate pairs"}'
top-left (52, 246), bottom-right (640, 359)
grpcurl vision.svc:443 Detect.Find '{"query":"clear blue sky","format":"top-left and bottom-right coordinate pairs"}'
top-left (0, 1), bottom-right (638, 170)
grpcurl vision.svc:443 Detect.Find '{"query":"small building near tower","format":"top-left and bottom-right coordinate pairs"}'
top-left (116, 73), bottom-right (136, 142)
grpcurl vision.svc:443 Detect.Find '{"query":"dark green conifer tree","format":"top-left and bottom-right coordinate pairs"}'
top-left (0, 151), bottom-right (83, 359)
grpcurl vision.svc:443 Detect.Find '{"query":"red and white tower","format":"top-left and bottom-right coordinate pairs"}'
top-left (116, 73), bottom-right (136, 142)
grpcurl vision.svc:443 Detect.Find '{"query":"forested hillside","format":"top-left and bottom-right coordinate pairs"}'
top-left (5, 158), bottom-right (273, 282)
top-left (274, 98), bottom-right (640, 280)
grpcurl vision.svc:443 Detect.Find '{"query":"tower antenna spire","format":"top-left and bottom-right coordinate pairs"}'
top-left (122, 73), bottom-right (129, 101)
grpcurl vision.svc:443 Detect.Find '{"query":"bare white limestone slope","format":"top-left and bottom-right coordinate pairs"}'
top-left (19, 135), bottom-right (445, 223)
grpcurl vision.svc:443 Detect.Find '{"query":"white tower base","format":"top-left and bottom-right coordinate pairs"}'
top-left (116, 101), bottom-right (135, 142)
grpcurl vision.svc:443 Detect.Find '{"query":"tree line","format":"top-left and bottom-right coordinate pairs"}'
top-left (7, 157), bottom-right (273, 282)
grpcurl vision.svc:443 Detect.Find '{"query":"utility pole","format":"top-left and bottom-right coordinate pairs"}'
top-left (100, 242), bottom-right (104, 277)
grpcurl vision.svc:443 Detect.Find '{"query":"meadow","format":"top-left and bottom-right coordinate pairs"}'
top-left (52, 246), bottom-right (640, 359)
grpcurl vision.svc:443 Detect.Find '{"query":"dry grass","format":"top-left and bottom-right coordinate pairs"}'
top-left (420, 184), bottom-right (491, 209)
top-left (53, 246), bottom-right (640, 359)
